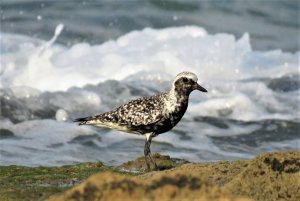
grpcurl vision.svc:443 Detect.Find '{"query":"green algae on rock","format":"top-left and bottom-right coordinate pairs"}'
top-left (118, 153), bottom-right (189, 172)
top-left (226, 151), bottom-right (300, 201)
top-left (0, 162), bottom-right (106, 201)
top-left (47, 151), bottom-right (300, 201)
top-left (47, 172), bottom-right (252, 201)
top-left (0, 151), bottom-right (299, 201)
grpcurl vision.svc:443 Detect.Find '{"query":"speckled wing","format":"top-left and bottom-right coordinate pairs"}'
top-left (116, 94), bottom-right (165, 126)
top-left (75, 94), bottom-right (166, 130)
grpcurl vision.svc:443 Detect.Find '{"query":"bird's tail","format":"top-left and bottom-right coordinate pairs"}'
top-left (74, 116), bottom-right (97, 125)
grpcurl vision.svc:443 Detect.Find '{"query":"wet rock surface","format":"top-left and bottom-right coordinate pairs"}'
top-left (47, 151), bottom-right (299, 201)
top-left (117, 153), bottom-right (189, 172)
top-left (0, 129), bottom-right (15, 139)
top-left (0, 151), bottom-right (298, 201)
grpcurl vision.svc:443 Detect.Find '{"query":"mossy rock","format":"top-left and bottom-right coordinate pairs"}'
top-left (226, 151), bottom-right (300, 201)
top-left (1, 151), bottom-right (299, 201)
top-left (47, 172), bottom-right (252, 201)
top-left (117, 153), bottom-right (189, 172)
top-left (0, 162), bottom-right (107, 201)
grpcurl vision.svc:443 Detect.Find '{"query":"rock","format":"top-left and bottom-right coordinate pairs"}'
top-left (47, 151), bottom-right (299, 201)
top-left (226, 151), bottom-right (300, 201)
top-left (117, 153), bottom-right (189, 172)
top-left (0, 129), bottom-right (15, 139)
top-left (267, 74), bottom-right (300, 92)
top-left (47, 171), bottom-right (252, 201)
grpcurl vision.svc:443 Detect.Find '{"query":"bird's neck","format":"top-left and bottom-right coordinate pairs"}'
top-left (165, 88), bottom-right (189, 113)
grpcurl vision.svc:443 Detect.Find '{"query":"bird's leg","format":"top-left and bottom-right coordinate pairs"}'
top-left (144, 138), bottom-right (151, 171)
top-left (144, 134), bottom-right (157, 171)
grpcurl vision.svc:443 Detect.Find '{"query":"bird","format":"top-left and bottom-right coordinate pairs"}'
top-left (74, 71), bottom-right (207, 170)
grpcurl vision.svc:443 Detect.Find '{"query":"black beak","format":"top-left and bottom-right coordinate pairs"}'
top-left (195, 83), bottom-right (207, 92)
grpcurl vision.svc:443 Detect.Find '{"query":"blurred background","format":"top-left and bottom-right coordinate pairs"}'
top-left (0, 0), bottom-right (299, 166)
top-left (1, 0), bottom-right (298, 51)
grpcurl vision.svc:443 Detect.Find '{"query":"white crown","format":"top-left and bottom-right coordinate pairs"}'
top-left (175, 71), bottom-right (198, 82)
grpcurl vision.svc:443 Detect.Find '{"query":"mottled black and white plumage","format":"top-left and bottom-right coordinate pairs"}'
top-left (75, 71), bottom-right (207, 170)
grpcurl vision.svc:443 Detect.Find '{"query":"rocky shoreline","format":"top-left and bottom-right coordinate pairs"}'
top-left (0, 151), bottom-right (299, 201)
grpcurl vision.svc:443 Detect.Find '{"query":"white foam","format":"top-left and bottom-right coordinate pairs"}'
top-left (55, 109), bottom-right (69, 122)
top-left (1, 25), bottom-right (297, 92)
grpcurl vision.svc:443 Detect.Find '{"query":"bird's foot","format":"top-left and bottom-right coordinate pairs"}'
top-left (149, 155), bottom-right (158, 170)
top-left (144, 154), bottom-right (158, 171)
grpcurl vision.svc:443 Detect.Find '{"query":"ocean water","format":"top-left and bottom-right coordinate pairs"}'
top-left (0, 0), bottom-right (299, 166)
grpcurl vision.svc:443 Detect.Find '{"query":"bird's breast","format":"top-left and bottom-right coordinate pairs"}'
top-left (149, 101), bottom-right (188, 135)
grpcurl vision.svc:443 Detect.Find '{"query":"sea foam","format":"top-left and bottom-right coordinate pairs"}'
top-left (2, 25), bottom-right (297, 92)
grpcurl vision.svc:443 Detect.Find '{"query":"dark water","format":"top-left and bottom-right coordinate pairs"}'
top-left (1, 0), bottom-right (299, 52)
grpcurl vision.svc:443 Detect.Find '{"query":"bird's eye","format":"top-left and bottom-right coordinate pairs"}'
top-left (182, 77), bottom-right (188, 83)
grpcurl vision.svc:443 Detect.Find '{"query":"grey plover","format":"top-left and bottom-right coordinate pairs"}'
top-left (75, 71), bottom-right (207, 170)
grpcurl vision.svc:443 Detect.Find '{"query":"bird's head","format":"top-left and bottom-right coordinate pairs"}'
top-left (172, 71), bottom-right (207, 96)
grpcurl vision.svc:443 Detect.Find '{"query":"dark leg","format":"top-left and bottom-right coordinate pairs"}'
top-left (144, 135), bottom-right (157, 171)
top-left (144, 139), bottom-right (151, 170)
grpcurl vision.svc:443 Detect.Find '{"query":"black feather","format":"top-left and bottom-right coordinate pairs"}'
top-left (73, 117), bottom-right (88, 122)
top-left (73, 116), bottom-right (93, 125)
